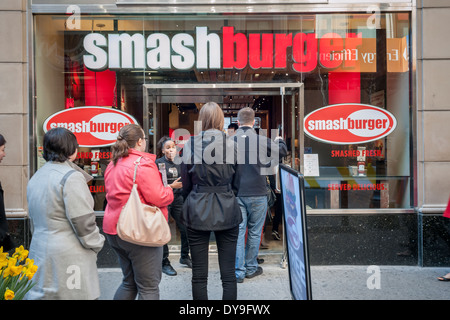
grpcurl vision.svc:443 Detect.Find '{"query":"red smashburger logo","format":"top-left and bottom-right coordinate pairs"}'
top-left (43, 107), bottom-right (138, 147)
top-left (304, 104), bottom-right (397, 145)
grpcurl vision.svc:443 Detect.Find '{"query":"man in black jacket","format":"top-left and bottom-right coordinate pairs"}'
top-left (232, 107), bottom-right (287, 283)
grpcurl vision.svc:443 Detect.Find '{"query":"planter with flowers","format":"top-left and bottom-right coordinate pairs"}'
top-left (0, 245), bottom-right (38, 300)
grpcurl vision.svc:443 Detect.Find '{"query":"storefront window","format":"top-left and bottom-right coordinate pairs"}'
top-left (33, 12), bottom-right (411, 211)
top-left (301, 13), bottom-right (411, 209)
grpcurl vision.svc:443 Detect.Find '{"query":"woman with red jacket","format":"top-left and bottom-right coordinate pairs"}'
top-left (103, 124), bottom-right (174, 300)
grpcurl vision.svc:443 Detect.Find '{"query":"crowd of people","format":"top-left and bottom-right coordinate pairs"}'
top-left (0, 102), bottom-right (287, 300)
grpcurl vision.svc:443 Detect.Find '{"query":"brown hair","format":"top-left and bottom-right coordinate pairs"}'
top-left (198, 102), bottom-right (224, 131)
top-left (237, 107), bottom-right (255, 126)
top-left (111, 124), bottom-right (144, 165)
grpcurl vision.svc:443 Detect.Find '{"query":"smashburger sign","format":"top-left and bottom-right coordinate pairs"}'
top-left (304, 104), bottom-right (397, 145)
top-left (43, 107), bottom-right (138, 147)
top-left (83, 27), bottom-right (373, 72)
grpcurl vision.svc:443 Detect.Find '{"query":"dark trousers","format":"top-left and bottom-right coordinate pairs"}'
top-left (271, 193), bottom-right (283, 232)
top-left (187, 226), bottom-right (239, 300)
top-left (106, 234), bottom-right (163, 300)
top-left (163, 195), bottom-right (189, 264)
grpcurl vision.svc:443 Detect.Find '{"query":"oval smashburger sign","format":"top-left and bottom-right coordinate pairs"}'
top-left (43, 107), bottom-right (138, 147)
top-left (304, 104), bottom-right (397, 145)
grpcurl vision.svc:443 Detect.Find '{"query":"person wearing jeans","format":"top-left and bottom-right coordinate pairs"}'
top-left (235, 196), bottom-right (268, 281)
top-left (232, 107), bottom-right (287, 283)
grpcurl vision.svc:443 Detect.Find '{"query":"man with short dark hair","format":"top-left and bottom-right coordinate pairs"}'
top-left (227, 122), bottom-right (239, 136)
top-left (232, 107), bottom-right (287, 283)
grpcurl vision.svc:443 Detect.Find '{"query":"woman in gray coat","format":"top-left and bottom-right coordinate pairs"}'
top-left (26, 128), bottom-right (105, 300)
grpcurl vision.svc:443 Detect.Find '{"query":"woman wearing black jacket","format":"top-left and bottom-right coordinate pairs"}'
top-left (179, 102), bottom-right (241, 300)
top-left (0, 133), bottom-right (13, 252)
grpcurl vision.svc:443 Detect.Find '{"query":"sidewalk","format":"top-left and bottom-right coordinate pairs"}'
top-left (98, 253), bottom-right (450, 300)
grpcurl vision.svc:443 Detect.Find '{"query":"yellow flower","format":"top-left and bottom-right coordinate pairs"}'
top-left (0, 250), bottom-right (8, 269)
top-left (23, 259), bottom-right (38, 280)
top-left (2, 258), bottom-right (17, 278)
top-left (4, 289), bottom-right (14, 300)
top-left (25, 266), bottom-right (38, 280)
top-left (10, 264), bottom-right (23, 277)
top-left (13, 246), bottom-right (28, 262)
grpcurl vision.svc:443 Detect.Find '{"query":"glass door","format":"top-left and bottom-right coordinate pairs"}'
top-left (144, 83), bottom-right (304, 166)
top-left (143, 83), bottom-right (304, 253)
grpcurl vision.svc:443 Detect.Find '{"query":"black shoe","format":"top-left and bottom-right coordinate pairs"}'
top-left (246, 266), bottom-right (263, 279)
top-left (162, 263), bottom-right (177, 276)
top-left (236, 277), bottom-right (244, 283)
top-left (257, 258), bottom-right (264, 264)
top-left (272, 230), bottom-right (281, 240)
top-left (179, 256), bottom-right (192, 268)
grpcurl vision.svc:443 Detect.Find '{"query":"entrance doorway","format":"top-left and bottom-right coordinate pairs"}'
top-left (143, 83), bottom-right (304, 254)
top-left (143, 83), bottom-right (304, 169)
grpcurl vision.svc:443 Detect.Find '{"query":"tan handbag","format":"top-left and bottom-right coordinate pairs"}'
top-left (117, 157), bottom-right (171, 247)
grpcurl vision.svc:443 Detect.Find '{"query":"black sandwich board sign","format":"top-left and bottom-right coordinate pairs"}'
top-left (279, 164), bottom-right (312, 300)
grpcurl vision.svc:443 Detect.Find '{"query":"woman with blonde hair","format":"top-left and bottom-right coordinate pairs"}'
top-left (103, 123), bottom-right (174, 300)
top-left (180, 102), bottom-right (241, 300)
